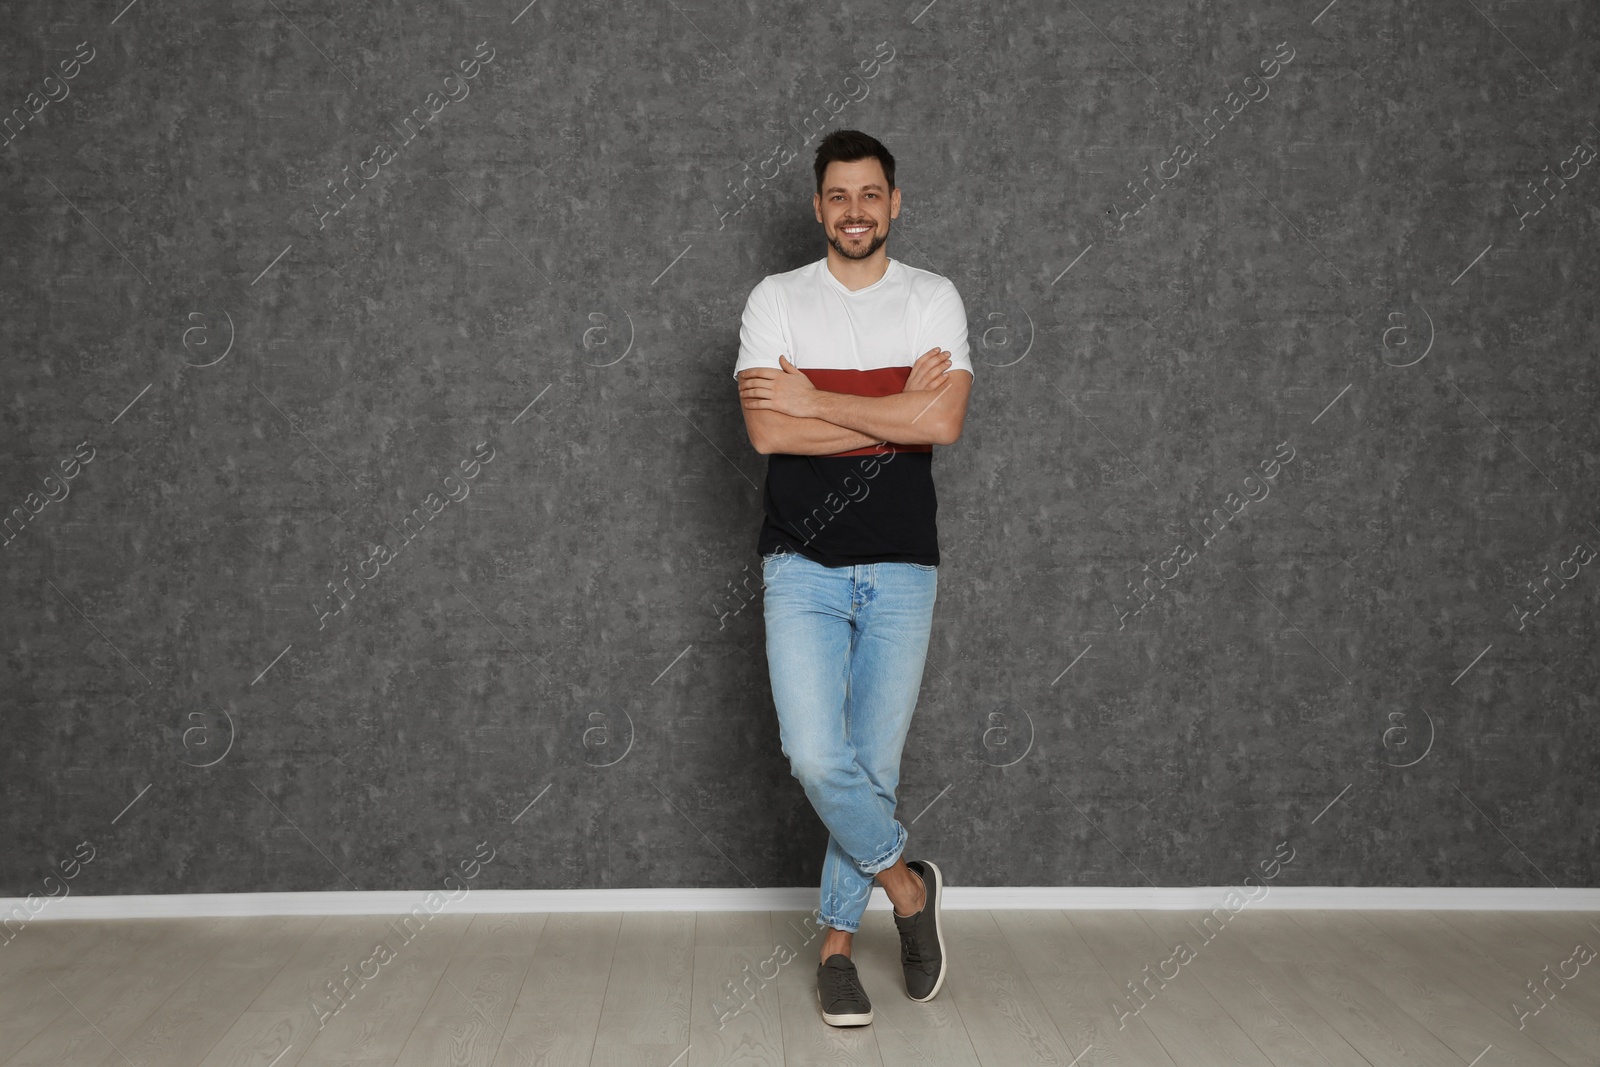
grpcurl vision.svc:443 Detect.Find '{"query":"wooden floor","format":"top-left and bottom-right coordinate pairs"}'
top-left (2, 909), bottom-right (1598, 1066)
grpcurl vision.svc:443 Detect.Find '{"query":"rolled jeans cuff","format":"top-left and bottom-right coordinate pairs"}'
top-left (857, 819), bottom-right (908, 877)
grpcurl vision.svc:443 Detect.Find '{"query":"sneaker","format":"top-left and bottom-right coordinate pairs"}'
top-left (816, 953), bottom-right (874, 1026)
top-left (892, 859), bottom-right (946, 1001)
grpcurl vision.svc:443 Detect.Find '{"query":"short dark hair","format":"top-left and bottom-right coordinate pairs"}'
top-left (813, 130), bottom-right (896, 196)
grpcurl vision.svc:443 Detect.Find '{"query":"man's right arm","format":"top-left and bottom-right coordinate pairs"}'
top-left (737, 376), bottom-right (883, 455)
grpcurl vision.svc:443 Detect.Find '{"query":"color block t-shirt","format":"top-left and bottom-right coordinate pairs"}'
top-left (733, 256), bottom-right (972, 568)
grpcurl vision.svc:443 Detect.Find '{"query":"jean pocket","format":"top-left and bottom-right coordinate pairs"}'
top-left (906, 561), bottom-right (937, 571)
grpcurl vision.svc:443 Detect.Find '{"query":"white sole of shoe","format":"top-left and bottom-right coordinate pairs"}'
top-left (817, 988), bottom-right (874, 1026)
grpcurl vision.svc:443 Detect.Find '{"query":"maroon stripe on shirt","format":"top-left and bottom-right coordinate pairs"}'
top-left (799, 366), bottom-right (933, 457)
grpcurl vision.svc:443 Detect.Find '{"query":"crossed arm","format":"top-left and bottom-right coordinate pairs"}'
top-left (737, 348), bottom-right (973, 456)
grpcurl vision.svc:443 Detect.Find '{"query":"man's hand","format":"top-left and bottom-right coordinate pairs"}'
top-left (903, 347), bottom-right (954, 393)
top-left (738, 354), bottom-right (821, 418)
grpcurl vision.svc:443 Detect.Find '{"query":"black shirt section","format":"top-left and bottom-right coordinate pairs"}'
top-left (757, 450), bottom-right (939, 568)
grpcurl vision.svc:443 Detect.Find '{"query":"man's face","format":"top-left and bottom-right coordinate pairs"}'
top-left (813, 158), bottom-right (901, 261)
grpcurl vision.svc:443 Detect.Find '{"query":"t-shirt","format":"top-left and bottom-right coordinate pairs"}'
top-left (733, 256), bottom-right (973, 568)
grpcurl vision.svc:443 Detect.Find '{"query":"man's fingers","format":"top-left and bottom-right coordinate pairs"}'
top-left (909, 348), bottom-right (953, 379)
top-left (904, 350), bottom-right (955, 392)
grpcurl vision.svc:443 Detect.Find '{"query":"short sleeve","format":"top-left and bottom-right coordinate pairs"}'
top-left (921, 280), bottom-right (974, 377)
top-left (733, 279), bottom-right (787, 382)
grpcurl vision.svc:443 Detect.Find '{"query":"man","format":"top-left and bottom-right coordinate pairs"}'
top-left (733, 129), bottom-right (974, 1027)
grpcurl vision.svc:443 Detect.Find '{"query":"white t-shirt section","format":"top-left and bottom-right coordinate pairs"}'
top-left (734, 257), bottom-right (974, 381)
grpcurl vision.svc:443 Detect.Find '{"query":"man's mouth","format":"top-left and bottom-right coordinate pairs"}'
top-left (840, 223), bottom-right (873, 237)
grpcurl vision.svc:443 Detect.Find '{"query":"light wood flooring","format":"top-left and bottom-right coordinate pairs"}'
top-left (2, 908), bottom-right (1598, 1065)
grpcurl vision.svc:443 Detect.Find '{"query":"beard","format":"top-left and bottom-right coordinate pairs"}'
top-left (828, 221), bottom-right (889, 260)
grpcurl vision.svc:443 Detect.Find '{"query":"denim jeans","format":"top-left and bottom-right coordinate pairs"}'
top-left (760, 549), bottom-right (938, 933)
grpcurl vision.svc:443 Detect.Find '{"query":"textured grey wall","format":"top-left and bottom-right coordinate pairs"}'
top-left (2, 0), bottom-right (1596, 904)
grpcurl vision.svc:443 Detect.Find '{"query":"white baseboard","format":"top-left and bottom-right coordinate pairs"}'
top-left (6, 885), bottom-right (1599, 921)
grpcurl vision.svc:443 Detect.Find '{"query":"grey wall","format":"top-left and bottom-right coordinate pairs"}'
top-left (3, 0), bottom-right (1597, 902)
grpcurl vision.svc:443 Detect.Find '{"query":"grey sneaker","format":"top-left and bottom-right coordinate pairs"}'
top-left (816, 953), bottom-right (874, 1026)
top-left (892, 859), bottom-right (946, 1001)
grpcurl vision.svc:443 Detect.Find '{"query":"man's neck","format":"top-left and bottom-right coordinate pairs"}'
top-left (825, 249), bottom-right (891, 292)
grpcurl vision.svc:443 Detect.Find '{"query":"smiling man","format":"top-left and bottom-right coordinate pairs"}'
top-left (734, 129), bottom-right (973, 1027)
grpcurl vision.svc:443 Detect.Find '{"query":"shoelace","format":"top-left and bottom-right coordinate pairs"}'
top-left (899, 927), bottom-right (933, 971)
top-left (829, 964), bottom-right (869, 1005)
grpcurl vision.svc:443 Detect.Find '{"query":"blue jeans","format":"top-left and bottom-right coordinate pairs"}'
top-left (760, 549), bottom-right (938, 933)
